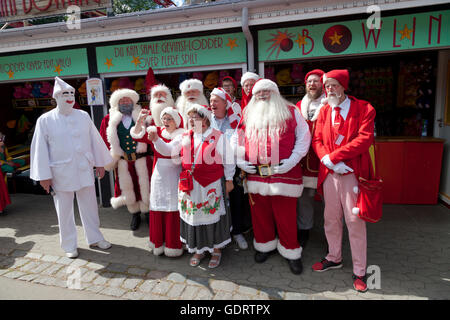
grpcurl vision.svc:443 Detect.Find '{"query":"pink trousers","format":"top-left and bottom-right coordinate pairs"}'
top-left (323, 173), bottom-right (367, 276)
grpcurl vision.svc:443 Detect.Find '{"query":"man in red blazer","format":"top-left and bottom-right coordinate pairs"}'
top-left (311, 69), bottom-right (376, 293)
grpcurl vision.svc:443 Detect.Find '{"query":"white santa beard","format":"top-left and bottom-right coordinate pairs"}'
top-left (150, 102), bottom-right (170, 126)
top-left (243, 96), bottom-right (291, 164)
top-left (327, 94), bottom-right (340, 108)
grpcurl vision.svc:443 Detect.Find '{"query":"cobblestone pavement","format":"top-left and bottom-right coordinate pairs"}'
top-left (0, 193), bottom-right (449, 300)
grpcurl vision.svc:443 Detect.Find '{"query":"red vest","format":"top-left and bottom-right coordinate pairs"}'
top-left (237, 105), bottom-right (302, 187)
top-left (180, 129), bottom-right (224, 188)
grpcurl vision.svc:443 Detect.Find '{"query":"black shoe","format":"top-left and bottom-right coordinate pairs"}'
top-left (287, 258), bottom-right (303, 274)
top-left (254, 251), bottom-right (271, 263)
top-left (298, 229), bottom-right (310, 248)
top-left (144, 212), bottom-right (149, 225)
top-left (130, 213), bottom-right (141, 230)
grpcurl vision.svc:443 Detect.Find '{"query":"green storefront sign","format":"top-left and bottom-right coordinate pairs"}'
top-left (96, 32), bottom-right (247, 73)
top-left (259, 9), bottom-right (450, 62)
top-left (0, 49), bottom-right (89, 81)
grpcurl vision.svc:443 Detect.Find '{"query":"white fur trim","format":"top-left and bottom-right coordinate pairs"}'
top-left (303, 176), bottom-right (318, 189)
top-left (134, 157), bottom-right (150, 208)
top-left (109, 89), bottom-right (139, 111)
top-left (139, 201), bottom-right (149, 213)
top-left (353, 186), bottom-right (359, 194)
top-left (179, 78), bottom-right (203, 94)
top-left (161, 127), bottom-right (185, 140)
top-left (240, 72), bottom-right (261, 86)
top-left (252, 79), bottom-right (279, 95)
top-left (136, 141), bottom-right (147, 154)
top-left (130, 125), bottom-right (146, 140)
top-left (112, 159), bottom-right (136, 210)
top-left (277, 241), bottom-right (302, 260)
top-left (300, 93), bottom-right (326, 122)
top-left (146, 126), bottom-right (157, 134)
top-left (149, 242), bottom-right (164, 256)
top-left (151, 84), bottom-right (172, 99)
top-left (160, 107), bottom-right (182, 128)
top-left (186, 104), bottom-right (211, 121)
top-left (126, 202), bottom-right (140, 214)
top-left (253, 238), bottom-right (278, 253)
top-left (247, 181), bottom-right (303, 198)
top-left (164, 247), bottom-right (183, 257)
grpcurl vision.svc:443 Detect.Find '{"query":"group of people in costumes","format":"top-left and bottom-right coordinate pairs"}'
top-left (29, 66), bottom-right (376, 293)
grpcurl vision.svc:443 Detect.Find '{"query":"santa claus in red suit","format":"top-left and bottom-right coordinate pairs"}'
top-left (175, 78), bottom-right (209, 127)
top-left (311, 69), bottom-right (376, 293)
top-left (148, 84), bottom-right (175, 126)
top-left (99, 88), bottom-right (152, 231)
top-left (131, 106), bottom-right (185, 257)
top-left (295, 69), bottom-right (327, 247)
top-left (232, 79), bottom-right (311, 274)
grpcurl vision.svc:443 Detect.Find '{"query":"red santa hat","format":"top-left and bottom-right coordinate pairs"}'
top-left (251, 78), bottom-right (280, 95)
top-left (160, 107), bottom-right (182, 128)
top-left (304, 69), bottom-right (325, 84)
top-left (179, 78), bottom-right (203, 95)
top-left (321, 69), bottom-right (349, 90)
top-left (240, 72), bottom-right (261, 86)
top-left (185, 104), bottom-right (212, 122)
top-left (145, 67), bottom-right (157, 95)
top-left (210, 87), bottom-right (241, 129)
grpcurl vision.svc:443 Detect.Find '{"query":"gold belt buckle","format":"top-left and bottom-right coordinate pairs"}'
top-left (130, 153), bottom-right (137, 161)
top-left (258, 164), bottom-right (272, 177)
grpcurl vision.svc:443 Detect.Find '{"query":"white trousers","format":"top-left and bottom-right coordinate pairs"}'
top-left (53, 185), bottom-right (105, 252)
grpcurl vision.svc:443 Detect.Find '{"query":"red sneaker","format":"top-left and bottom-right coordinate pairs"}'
top-left (312, 258), bottom-right (343, 272)
top-left (353, 274), bottom-right (368, 292)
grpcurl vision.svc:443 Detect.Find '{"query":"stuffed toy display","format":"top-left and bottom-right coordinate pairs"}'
top-left (40, 82), bottom-right (53, 98)
top-left (204, 71), bottom-right (219, 89)
top-left (275, 68), bottom-right (292, 86)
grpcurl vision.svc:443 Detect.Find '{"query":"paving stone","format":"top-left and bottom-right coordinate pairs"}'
top-left (213, 291), bottom-right (233, 300)
top-left (147, 270), bottom-right (169, 279)
top-left (56, 257), bottom-right (75, 266)
top-left (10, 250), bottom-right (28, 258)
top-left (41, 255), bottom-right (60, 263)
top-left (70, 259), bottom-right (89, 268)
top-left (109, 275), bottom-right (126, 287)
top-left (19, 261), bottom-right (40, 272)
top-left (138, 279), bottom-right (158, 293)
top-left (32, 276), bottom-right (57, 286)
top-left (180, 286), bottom-right (200, 299)
top-left (122, 292), bottom-right (146, 300)
top-left (81, 270), bottom-right (99, 283)
top-left (167, 283), bottom-right (187, 299)
top-left (167, 272), bottom-right (187, 283)
top-left (284, 292), bottom-right (311, 300)
top-left (17, 274), bottom-right (40, 282)
top-left (236, 285), bottom-right (259, 296)
top-left (122, 278), bottom-right (142, 290)
top-left (10, 258), bottom-right (31, 269)
top-left (84, 285), bottom-right (106, 294)
top-left (41, 264), bottom-right (64, 276)
top-left (99, 287), bottom-right (127, 298)
top-left (106, 263), bottom-right (129, 273)
top-left (3, 271), bottom-right (27, 279)
top-left (93, 274), bottom-right (110, 286)
top-left (127, 267), bottom-right (148, 277)
top-left (151, 280), bottom-right (172, 295)
top-left (210, 279), bottom-right (238, 293)
top-left (85, 262), bottom-right (107, 271)
top-left (142, 293), bottom-right (165, 300)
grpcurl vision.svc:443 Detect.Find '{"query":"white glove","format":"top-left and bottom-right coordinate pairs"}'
top-left (273, 158), bottom-right (295, 174)
top-left (321, 154), bottom-right (335, 169)
top-left (237, 159), bottom-right (256, 174)
top-left (332, 162), bottom-right (354, 175)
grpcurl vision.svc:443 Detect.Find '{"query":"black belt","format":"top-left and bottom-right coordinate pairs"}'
top-left (121, 152), bottom-right (150, 162)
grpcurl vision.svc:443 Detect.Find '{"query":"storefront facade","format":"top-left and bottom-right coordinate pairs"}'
top-left (1, 0), bottom-right (449, 205)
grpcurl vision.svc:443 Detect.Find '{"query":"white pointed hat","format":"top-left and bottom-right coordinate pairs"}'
top-left (52, 76), bottom-right (75, 99)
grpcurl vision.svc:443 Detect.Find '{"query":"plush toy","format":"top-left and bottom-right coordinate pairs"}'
top-left (78, 82), bottom-right (87, 97)
top-left (276, 68), bottom-right (292, 86)
top-left (118, 77), bottom-right (134, 90)
top-left (22, 82), bottom-right (33, 98)
top-left (110, 79), bottom-right (120, 93)
top-left (134, 77), bottom-right (146, 93)
top-left (204, 71), bottom-right (219, 89)
top-left (40, 81), bottom-right (53, 98)
top-left (264, 66), bottom-right (276, 82)
top-left (13, 86), bottom-right (23, 99)
top-left (290, 64), bottom-right (304, 84)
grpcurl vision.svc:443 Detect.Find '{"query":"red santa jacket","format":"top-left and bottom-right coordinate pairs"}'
top-left (312, 95), bottom-right (376, 196)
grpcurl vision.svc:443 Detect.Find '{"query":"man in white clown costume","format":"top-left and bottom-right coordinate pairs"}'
top-left (295, 69), bottom-right (327, 247)
top-left (232, 79), bottom-right (311, 274)
top-left (30, 77), bottom-right (113, 259)
top-left (131, 106), bottom-right (184, 257)
top-left (99, 89), bottom-right (152, 231)
top-left (175, 78), bottom-right (209, 127)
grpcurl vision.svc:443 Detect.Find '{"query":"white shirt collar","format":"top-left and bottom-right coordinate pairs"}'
top-left (332, 96), bottom-right (351, 122)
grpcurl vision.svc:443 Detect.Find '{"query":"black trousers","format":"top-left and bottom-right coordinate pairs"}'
top-left (229, 170), bottom-right (252, 235)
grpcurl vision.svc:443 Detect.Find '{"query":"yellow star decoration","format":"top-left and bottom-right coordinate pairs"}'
top-left (329, 31), bottom-right (343, 45)
top-left (226, 38), bottom-right (238, 51)
top-left (398, 24), bottom-right (413, 40)
top-left (7, 70), bottom-right (14, 79)
top-left (295, 34), bottom-right (308, 48)
top-left (54, 65), bottom-right (63, 75)
top-left (131, 56), bottom-right (141, 67)
top-left (104, 58), bottom-right (114, 70)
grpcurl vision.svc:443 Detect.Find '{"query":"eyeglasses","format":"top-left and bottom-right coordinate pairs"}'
top-left (188, 115), bottom-right (203, 120)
